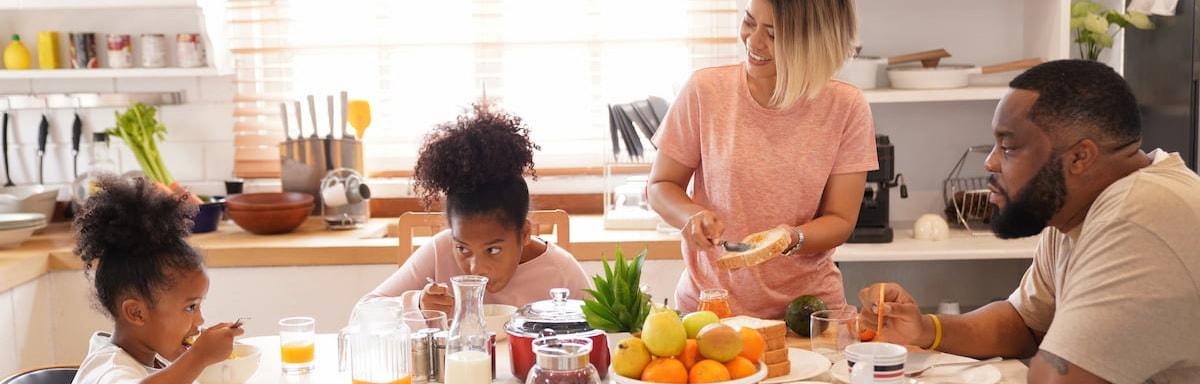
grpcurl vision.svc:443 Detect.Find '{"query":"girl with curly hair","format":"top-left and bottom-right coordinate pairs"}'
top-left (71, 176), bottom-right (243, 384)
top-left (362, 103), bottom-right (591, 314)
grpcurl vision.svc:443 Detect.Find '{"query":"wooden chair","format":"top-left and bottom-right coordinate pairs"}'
top-left (0, 365), bottom-right (78, 384)
top-left (396, 209), bottom-right (571, 265)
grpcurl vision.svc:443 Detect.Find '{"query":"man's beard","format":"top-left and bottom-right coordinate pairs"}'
top-left (990, 153), bottom-right (1068, 239)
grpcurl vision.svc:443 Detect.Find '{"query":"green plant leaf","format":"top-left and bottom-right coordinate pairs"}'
top-left (1071, 1), bottom-right (1103, 17)
top-left (1084, 13), bottom-right (1110, 34)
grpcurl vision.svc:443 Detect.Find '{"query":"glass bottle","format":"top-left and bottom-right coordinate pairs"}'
top-left (526, 335), bottom-right (602, 384)
top-left (444, 275), bottom-right (491, 384)
top-left (70, 132), bottom-right (119, 208)
top-left (697, 288), bottom-right (734, 318)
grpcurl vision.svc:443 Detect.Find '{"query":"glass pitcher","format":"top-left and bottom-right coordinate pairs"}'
top-left (444, 275), bottom-right (491, 384)
top-left (340, 300), bottom-right (412, 384)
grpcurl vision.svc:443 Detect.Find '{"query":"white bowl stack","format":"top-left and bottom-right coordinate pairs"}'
top-left (0, 213), bottom-right (49, 248)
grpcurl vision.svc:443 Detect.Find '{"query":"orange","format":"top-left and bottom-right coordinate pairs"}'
top-left (738, 327), bottom-right (765, 363)
top-left (679, 339), bottom-right (700, 369)
top-left (724, 356), bottom-right (757, 380)
top-left (641, 357), bottom-right (688, 384)
top-left (689, 359), bottom-right (732, 383)
top-left (859, 328), bottom-right (876, 342)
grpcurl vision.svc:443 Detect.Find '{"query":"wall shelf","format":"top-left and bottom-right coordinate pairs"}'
top-left (0, 0), bottom-right (197, 11)
top-left (863, 86), bottom-right (1009, 104)
top-left (0, 67), bottom-right (218, 80)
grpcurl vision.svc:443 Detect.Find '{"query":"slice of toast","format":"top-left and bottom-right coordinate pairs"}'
top-left (766, 360), bottom-right (792, 378)
top-left (764, 347), bottom-right (789, 364)
top-left (714, 228), bottom-right (791, 269)
top-left (721, 315), bottom-right (787, 340)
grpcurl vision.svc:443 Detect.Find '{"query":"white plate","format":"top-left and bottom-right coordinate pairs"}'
top-left (830, 351), bottom-right (1002, 384)
top-left (0, 222), bottom-right (46, 248)
top-left (0, 213), bottom-right (47, 230)
top-left (610, 362), bottom-right (768, 384)
top-left (760, 348), bottom-right (833, 384)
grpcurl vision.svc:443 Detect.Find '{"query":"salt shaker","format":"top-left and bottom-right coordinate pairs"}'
top-left (411, 329), bottom-right (438, 383)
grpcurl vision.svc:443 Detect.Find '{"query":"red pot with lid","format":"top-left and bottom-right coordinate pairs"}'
top-left (506, 288), bottom-right (610, 382)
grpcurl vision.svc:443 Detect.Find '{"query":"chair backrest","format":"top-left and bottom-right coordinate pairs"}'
top-left (396, 209), bottom-right (571, 265)
top-left (0, 366), bottom-right (78, 384)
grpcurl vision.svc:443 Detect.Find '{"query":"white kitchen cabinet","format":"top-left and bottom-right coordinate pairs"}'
top-left (0, 289), bottom-right (18, 376)
top-left (12, 276), bottom-right (55, 369)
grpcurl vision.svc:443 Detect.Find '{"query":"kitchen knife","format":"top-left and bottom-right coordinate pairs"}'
top-left (279, 102), bottom-right (293, 159)
top-left (340, 91), bottom-right (350, 140)
top-left (37, 115), bottom-right (49, 185)
top-left (2, 111), bottom-right (12, 187)
top-left (325, 95), bottom-right (335, 171)
top-left (293, 100), bottom-right (306, 163)
top-left (71, 112), bottom-right (82, 178)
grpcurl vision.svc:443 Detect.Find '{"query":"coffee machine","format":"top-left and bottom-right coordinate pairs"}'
top-left (848, 134), bottom-right (907, 243)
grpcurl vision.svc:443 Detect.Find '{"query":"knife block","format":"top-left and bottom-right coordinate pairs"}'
top-left (280, 138), bottom-right (364, 213)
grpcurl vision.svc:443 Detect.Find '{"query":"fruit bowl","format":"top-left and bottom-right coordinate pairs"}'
top-left (609, 362), bottom-right (768, 384)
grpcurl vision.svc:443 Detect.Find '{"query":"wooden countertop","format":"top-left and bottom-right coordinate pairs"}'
top-left (0, 215), bottom-right (1036, 293)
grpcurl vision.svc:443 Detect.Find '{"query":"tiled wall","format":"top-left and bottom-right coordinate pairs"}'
top-left (0, 75), bottom-right (236, 198)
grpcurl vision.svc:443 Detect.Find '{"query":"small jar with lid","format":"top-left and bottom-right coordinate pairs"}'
top-left (525, 335), bottom-right (602, 384)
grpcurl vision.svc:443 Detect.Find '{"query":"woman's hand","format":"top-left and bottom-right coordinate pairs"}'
top-left (683, 210), bottom-right (725, 249)
top-left (420, 282), bottom-right (455, 315)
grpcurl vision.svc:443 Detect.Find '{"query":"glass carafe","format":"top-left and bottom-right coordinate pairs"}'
top-left (340, 300), bottom-right (412, 384)
top-left (444, 275), bottom-right (491, 384)
top-left (70, 133), bottom-right (119, 208)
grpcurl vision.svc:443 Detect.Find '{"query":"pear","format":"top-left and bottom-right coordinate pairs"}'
top-left (682, 311), bottom-right (720, 339)
top-left (696, 323), bottom-right (743, 362)
top-left (640, 307), bottom-right (687, 357)
top-left (612, 337), bottom-right (652, 378)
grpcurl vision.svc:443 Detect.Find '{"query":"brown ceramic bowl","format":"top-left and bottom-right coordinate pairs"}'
top-left (224, 192), bottom-right (314, 211)
top-left (224, 193), bottom-right (313, 235)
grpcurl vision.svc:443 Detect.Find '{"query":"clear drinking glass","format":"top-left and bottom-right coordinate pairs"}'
top-left (279, 316), bottom-right (316, 374)
top-left (402, 309), bottom-right (449, 333)
top-left (810, 307), bottom-right (860, 362)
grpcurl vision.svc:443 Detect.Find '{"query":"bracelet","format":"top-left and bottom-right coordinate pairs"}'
top-left (927, 313), bottom-right (943, 351)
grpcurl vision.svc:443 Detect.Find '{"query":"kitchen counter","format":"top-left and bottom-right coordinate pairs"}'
top-left (0, 215), bottom-right (1036, 293)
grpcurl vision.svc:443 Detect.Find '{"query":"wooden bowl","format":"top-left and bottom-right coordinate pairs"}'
top-left (224, 192), bottom-right (314, 211)
top-left (225, 193), bottom-right (313, 235)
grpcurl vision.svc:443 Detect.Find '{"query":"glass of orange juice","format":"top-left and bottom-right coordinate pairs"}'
top-left (279, 316), bottom-right (316, 374)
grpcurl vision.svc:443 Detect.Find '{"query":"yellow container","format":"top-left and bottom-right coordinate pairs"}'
top-left (3, 34), bottom-right (32, 70)
top-left (37, 31), bottom-right (58, 69)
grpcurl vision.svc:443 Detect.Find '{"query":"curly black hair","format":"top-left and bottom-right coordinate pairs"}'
top-left (73, 175), bottom-right (203, 318)
top-left (413, 102), bottom-right (540, 230)
top-left (1009, 59), bottom-right (1141, 148)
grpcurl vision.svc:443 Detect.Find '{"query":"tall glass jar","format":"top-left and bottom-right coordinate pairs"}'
top-left (444, 275), bottom-right (491, 384)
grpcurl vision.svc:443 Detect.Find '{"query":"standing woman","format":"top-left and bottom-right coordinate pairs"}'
top-left (649, 0), bottom-right (877, 319)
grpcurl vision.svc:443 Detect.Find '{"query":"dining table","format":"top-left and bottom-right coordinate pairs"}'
top-left (236, 333), bottom-right (1030, 383)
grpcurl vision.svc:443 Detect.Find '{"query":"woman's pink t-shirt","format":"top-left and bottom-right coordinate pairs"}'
top-left (653, 64), bottom-right (878, 319)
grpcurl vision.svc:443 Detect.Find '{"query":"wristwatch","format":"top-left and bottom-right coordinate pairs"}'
top-left (782, 226), bottom-right (805, 256)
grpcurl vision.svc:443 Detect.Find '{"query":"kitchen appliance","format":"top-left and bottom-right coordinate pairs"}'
top-left (848, 135), bottom-right (907, 243)
top-left (320, 167), bottom-right (371, 229)
top-left (1124, 0), bottom-right (1199, 170)
top-left (507, 288), bottom-right (610, 382)
top-left (339, 300), bottom-right (412, 384)
top-left (887, 58), bottom-right (1042, 89)
top-left (835, 48), bottom-right (951, 89)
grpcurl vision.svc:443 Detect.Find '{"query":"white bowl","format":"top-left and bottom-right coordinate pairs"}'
top-left (0, 188), bottom-right (58, 221)
top-left (0, 222), bottom-right (46, 248)
top-left (197, 343), bottom-right (261, 384)
top-left (484, 304), bottom-right (517, 341)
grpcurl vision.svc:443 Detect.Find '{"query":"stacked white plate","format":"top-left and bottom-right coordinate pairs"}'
top-left (0, 213), bottom-right (49, 248)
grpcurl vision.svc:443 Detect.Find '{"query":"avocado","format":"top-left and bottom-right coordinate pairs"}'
top-left (784, 295), bottom-right (827, 337)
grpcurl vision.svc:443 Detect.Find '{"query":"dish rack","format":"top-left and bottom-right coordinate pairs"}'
top-left (943, 145), bottom-right (995, 235)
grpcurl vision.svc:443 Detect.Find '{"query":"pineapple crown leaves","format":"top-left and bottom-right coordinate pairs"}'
top-left (581, 246), bottom-right (652, 333)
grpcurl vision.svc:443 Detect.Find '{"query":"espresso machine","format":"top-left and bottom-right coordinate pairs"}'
top-left (848, 134), bottom-right (907, 243)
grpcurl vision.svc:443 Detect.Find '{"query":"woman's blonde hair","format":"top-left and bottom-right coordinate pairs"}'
top-left (768, 0), bottom-right (858, 108)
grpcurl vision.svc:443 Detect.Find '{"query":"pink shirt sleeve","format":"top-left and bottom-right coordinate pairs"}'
top-left (831, 91), bottom-right (879, 175)
top-left (653, 74), bottom-right (702, 168)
